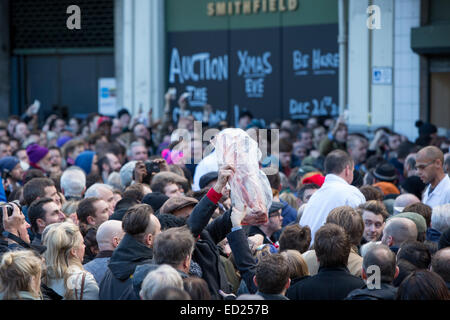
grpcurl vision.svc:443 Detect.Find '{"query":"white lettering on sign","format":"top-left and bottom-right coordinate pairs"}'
top-left (169, 48), bottom-right (228, 84)
top-left (237, 50), bottom-right (272, 98)
top-left (289, 96), bottom-right (338, 119)
top-left (292, 49), bottom-right (339, 76)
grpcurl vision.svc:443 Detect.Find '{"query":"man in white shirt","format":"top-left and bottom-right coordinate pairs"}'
top-left (299, 150), bottom-right (366, 244)
top-left (417, 146), bottom-right (450, 207)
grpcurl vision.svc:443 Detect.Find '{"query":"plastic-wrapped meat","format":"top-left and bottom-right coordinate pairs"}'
top-left (212, 128), bottom-right (272, 225)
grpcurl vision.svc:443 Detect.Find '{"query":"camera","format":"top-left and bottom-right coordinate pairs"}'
top-left (1, 200), bottom-right (22, 217)
top-left (142, 160), bottom-right (161, 185)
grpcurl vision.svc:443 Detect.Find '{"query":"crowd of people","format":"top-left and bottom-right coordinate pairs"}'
top-left (0, 90), bottom-right (449, 300)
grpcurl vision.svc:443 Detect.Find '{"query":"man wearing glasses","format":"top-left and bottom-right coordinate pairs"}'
top-left (416, 146), bottom-right (450, 207)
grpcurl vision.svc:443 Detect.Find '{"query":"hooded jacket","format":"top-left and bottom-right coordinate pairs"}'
top-left (99, 233), bottom-right (153, 300)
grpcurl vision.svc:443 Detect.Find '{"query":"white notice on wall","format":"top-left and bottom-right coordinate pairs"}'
top-left (98, 78), bottom-right (117, 116)
top-left (372, 67), bottom-right (392, 85)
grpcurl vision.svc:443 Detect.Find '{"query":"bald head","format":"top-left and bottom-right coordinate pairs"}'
top-left (416, 146), bottom-right (445, 185)
top-left (394, 193), bottom-right (420, 214)
top-left (382, 217), bottom-right (418, 247)
top-left (96, 220), bottom-right (125, 251)
top-left (417, 146), bottom-right (444, 163)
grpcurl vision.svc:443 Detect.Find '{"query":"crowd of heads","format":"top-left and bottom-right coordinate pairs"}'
top-left (0, 94), bottom-right (449, 301)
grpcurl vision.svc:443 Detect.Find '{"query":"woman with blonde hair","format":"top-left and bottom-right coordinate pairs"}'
top-left (0, 250), bottom-right (43, 300)
top-left (42, 221), bottom-right (99, 299)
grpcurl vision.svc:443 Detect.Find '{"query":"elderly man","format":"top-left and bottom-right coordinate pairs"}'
top-left (299, 150), bottom-right (366, 243)
top-left (85, 183), bottom-right (117, 213)
top-left (416, 146), bottom-right (450, 207)
top-left (60, 166), bottom-right (86, 201)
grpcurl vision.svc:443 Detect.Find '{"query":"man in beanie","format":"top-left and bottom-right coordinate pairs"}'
top-left (26, 143), bottom-right (52, 174)
top-left (0, 156), bottom-right (23, 196)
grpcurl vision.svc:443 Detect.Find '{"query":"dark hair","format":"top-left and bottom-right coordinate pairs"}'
top-left (396, 270), bottom-right (450, 300)
top-left (315, 224), bottom-right (351, 268)
top-left (397, 241), bottom-right (431, 269)
top-left (326, 206), bottom-right (364, 246)
top-left (297, 183), bottom-right (320, 202)
top-left (403, 203), bottom-right (432, 228)
top-left (359, 185), bottom-right (384, 201)
top-left (431, 248), bottom-right (450, 283)
top-left (83, 226), bottom-right (98, 264)
top-left (123, 183), bottom-right (147, 202)
top-left (393, 258), bottom-right (418, 287)
top-left (255, 253), bottom-right (290, 295)
top-left (324, 150), bottom-right (353, 175)
top-left (363, 244), bottom-right (397, 283)
top-left (122, 204), bottom-right (155, 242)
top-left (85, 172), bottom-right (103, 190)
top-left (23, 177), bottom-right (55, 206)
top-left (279, 138), bottom-right (293, 153)
top-left (153, 226), bottom-right (195, 267)
top-left (183, 277), bottom-right (211, 300)
top-left (28, 197), bottom-right (55, 234)
top-left (278, 224), bottom-right (311, 253)
top-left (76, 197), bottom-right (100, 225)
top-left (266, 172), bottom-right (281, 191)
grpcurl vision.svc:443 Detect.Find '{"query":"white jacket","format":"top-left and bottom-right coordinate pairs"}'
top-left (299, 174), bottom-right (366, 245)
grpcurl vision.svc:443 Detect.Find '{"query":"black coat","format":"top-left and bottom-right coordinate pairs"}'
top-left (226, 228), bottom-right (258, 294)
top-left (186, 193), bottom-right (234, 300)
top-left (99, 233), bottom-right (153, 300)
top-left (345, 283), bottom-right (398, 300)
top-left (286, 266), bottom-right (365, 300)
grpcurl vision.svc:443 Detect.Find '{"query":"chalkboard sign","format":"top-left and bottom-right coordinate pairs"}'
top-left (229, 27), bottom-right (281, 122)
top-left (282, 24), bottom-right (339, 120)
top-left (167, 23), bottom-right (339, 125)
top-left (167, 30), bottom-right (230, 124)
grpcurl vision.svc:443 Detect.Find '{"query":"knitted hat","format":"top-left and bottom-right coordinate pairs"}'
top-left (57, 135), bottom-right (72, 148)
top-left (373, 163), bottom-right (397, 182)
top-left (142, 192), bottom-right (169, 212)
top-left (97, 116), bottom-right (112, 127)
top-left (119, 161), bottom-right (137, 188)
top-left (301, 173), bottom-right (325, 187)
top-left (75, 151), bottom-right (95, 175)
top-left (26, 144), bottom-right (49, 164)
top-left (391, 212), bottom-right (427, 233)
top-left (373, 181), bottom-right (400, 196)
top-left (0, 156), bottom-right (20, 173)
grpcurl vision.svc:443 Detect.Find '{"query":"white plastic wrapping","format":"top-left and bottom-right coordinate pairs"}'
top-left (212, 128), bottom-right (273, 225)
